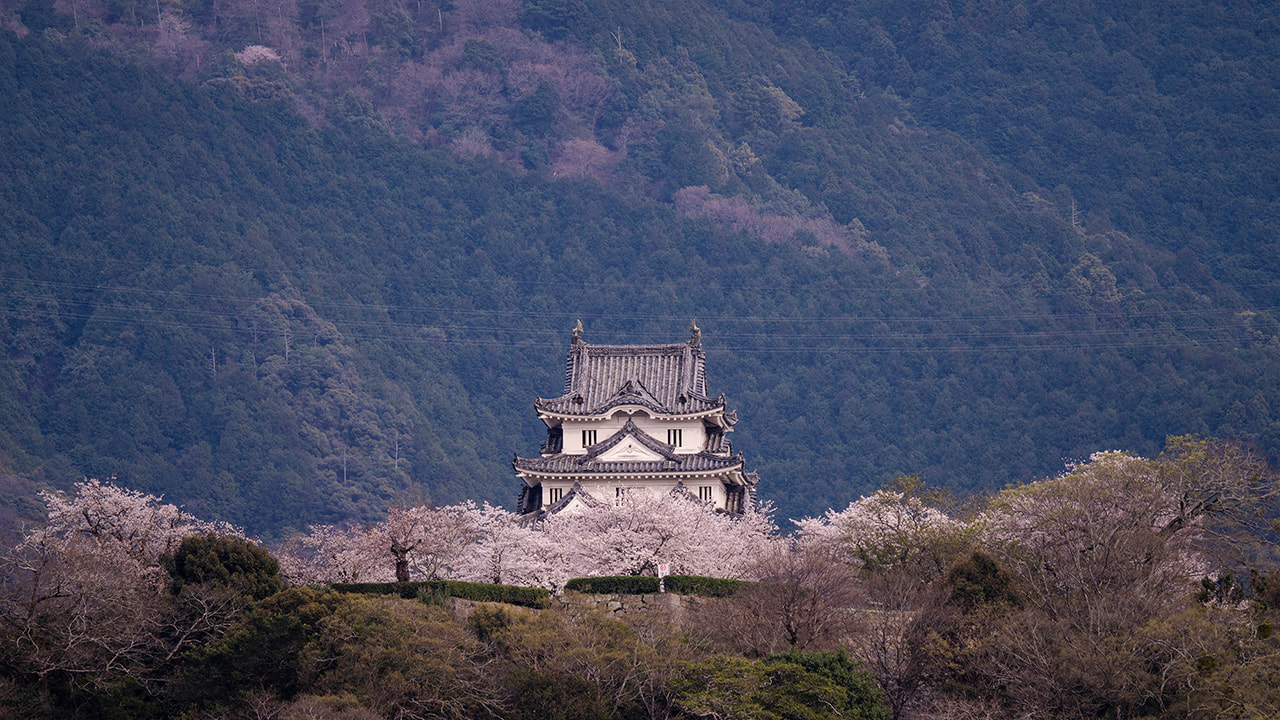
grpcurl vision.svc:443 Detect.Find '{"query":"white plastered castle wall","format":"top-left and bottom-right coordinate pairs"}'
top-left (540, 476), bottom-right (727, 512)
top-left (556, 408), bottom-right (710, 454)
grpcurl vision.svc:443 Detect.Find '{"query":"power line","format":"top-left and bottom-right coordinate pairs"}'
top-left (4, 276), bottom-right (1275, 327)
top-left (0, 307), bottom-right (1263, 356)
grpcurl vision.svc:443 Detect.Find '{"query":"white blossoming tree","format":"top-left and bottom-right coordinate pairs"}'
top-left (794, 476), bottom-right (968, 580)
top-left (541, 491), bottom-right (778, 585)
top-left (278, 522), bottom-right (377, 584)
top-left (452, 502), bottom-right (540, 586)
top-left (0, 479), bottom-right (248, 694)
top-left (282, 503), bottom-right (484, 584)
top-left (962, 440), bottom-right (1275, 719)
top-left (982, 450), bottom-right (1211, 612)
top-left (283, 491), bottom-right (778, 591)
top-left (545, 491), bottom-right (774, 580)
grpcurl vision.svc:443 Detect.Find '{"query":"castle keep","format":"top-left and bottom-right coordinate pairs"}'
top-left (514, 323), bottom-right (759, 517)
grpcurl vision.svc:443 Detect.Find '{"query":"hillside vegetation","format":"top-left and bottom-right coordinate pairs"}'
top-left (0, 0), bottom-right (1278, 534)
top-left (2, 444), bottom-right (1276, 719)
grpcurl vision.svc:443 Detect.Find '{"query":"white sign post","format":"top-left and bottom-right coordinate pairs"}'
top-left (657, 563), bottom-right (669, 593)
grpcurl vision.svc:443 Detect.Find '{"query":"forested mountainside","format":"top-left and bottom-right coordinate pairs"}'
top-left (1, 0), bottom-right (1278, 536)
top-left (763, 0), bottom-right (1280, 305)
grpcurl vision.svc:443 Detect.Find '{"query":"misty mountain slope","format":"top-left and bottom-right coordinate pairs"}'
top-left (1, 1), bottom-right (1278, 536)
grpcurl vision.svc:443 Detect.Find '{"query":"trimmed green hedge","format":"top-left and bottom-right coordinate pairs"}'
top-left (564, 576), bottom-right (661, 594)
top-left (329, 580), bottom-right (549, 608)
top-left (664, 575), bottom-right (744, 597)
top-left (564, 574), bottom-right (747, 597)
top-left (446, 580), bottom-right (549, 608)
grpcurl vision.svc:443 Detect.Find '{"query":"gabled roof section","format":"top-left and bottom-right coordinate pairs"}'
top-left (536, 331), bottom-right (725, 417)
top-left (582, 418), bottom-right (679, 463)
top-left (516, 481), bottom-right (604, 524)
top-left (546, 481), bottom-right (603, 515)
top-left (513, 419), bottom-right (749, 477)
top-left (597, 379), bottom-right (666, 415)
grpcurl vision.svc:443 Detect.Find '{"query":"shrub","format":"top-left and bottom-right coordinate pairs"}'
top-left (329, 581), bottom-right (549, 608)
top-left (444, 580), bottom-right (549, 608)
top-left (164, 533), bottom-right (285, 601)
top-left (564, 574), bottom-right (747, 596)
top-left (330, 581), bottom-right (430, 599)
top-left (507, 669), bottom-right (611, 720)
top-left (665, 575), bottom-right (745, 597)
top-left (564, 576), bottom-right (661, 594)
top-left (671, 650), bottom-right (890, 720)
top-left (418, 584), bottom-right (452, 608)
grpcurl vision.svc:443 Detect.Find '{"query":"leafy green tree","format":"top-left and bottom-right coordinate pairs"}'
top-left (511, 80), bottom-right (560, 136)
top-left (299, 595), bottom-right (502, 719)
top-left (163, 532), bottom-right (286, 601)
top-left (946, 552), bottom-right (1019, 612)
top-left (670, 651), bottom-right (888, 720)
top-left (173, 587), bottom-right (346, 708)
top-left (468, 603), bottom-right (682, 719)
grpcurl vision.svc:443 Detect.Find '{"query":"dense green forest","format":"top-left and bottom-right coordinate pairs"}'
top-left (763, 0), bottom-right (1280, 305)
top-left (1, 0), bottom-right (1278, 536)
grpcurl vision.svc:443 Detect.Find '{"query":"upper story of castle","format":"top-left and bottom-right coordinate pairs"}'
top-left (532, 321), bottom-right (738, 456)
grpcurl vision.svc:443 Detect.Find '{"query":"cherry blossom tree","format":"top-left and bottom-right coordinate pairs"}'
top-left (452, 503), bottom-right (538, 586)
top-left (551, 138), bottom-right (618, 183)
top-left (793, 479), bottom-right (972, 719)
top-left (489, 491), bottom-right (776, 591)
top-left (379, 503), bottom-right (483, 582)
top-left (546, 491), bottom-right (778, 582)
top-left (0, 479), bottom-right (248, 696)
top-left (282, 503), bottom-right (483, 584)
top-left (30, 478), bottom-right (239, 573)
top-left (277, 522), bottom-right (376, 584)
top-left (281, 492), bottom-right (777, 591)
top-left (670, 185), bottom-right (887, 259)
top-left (961, 442), bottom-right (1276, 719)
top-left (794, 477), bottom-right (967, 579)
top-left (505, 521), bottom-right (579, 592)
top-left (980, 450), bottom-right (1213, 614)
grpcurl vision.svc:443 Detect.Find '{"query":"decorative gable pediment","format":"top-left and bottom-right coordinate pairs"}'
top-left (553, 490), bottom-right (597, 516)
top-left (596, 437), bottom-right (666, 462)
top-left (580, 417), bottom-right (680, 464)
top-left (599, 378), bottom-right (665, 414)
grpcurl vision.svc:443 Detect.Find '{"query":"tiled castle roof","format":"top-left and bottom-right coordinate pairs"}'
top-left (535, 338), bottom-right (726, 417)
top-left (514, 417), bottom-right (746, 477)
top-left (513, 452), bottom-right (745, 476)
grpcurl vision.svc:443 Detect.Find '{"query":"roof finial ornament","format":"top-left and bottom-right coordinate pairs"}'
top-left (571, 319), bottom-right (584, 346)
top-left (689, 319), bottom-right (701, 348)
